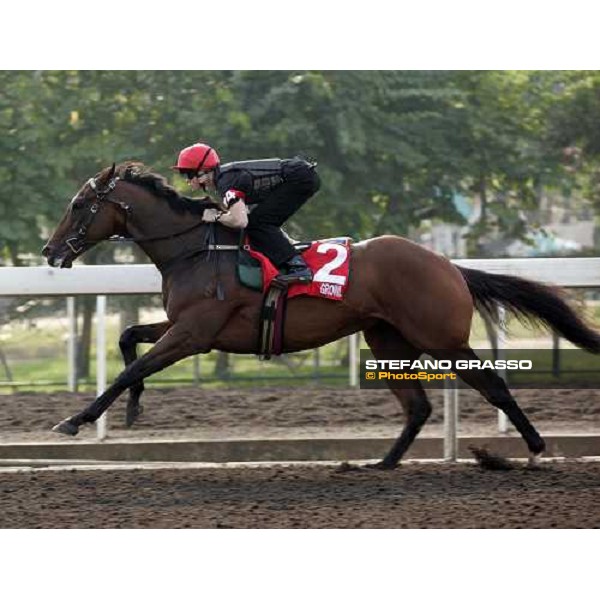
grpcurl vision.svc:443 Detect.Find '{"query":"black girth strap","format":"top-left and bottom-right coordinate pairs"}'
top-left (204, 223), bottom-right (225, 300)
top-left (258, 279), bottom-right (288, 360)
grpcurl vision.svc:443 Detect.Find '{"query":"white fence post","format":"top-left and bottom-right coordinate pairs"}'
top-left (497, 306), bottom-right (508, 433)
top-left (96, 295), bottom-right (108, 441)
top-left (67, 296), bottom-right (77, 392)
top-left (193, 355), bottom-right (201, 386)
top-left (443, 376), bottom-right (459, 461)
top-left (349, 333), bottom-right (359, 387)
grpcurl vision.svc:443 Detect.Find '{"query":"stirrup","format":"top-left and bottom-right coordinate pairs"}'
top-left (275, 269), bottom-right (313, 284)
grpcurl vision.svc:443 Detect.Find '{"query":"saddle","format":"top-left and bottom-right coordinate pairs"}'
top-left (237, 240), bottom-right (312, 291)
top-left (236, 236), bottom-right (352, 360)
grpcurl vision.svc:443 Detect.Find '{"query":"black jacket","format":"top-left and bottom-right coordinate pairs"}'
top-left (216, 159), bottom-right (285, 205)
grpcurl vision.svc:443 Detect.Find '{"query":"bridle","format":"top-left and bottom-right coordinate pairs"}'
top-left (65, 173), bottom-right (237, 255)
top-left (65, 176), bottom-right (128, 254)
top-left (61, 168), bottom-right (240, 300)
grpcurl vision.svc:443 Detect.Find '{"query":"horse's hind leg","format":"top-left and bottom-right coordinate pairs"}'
top-left (431, 346), bottom-right (546, 458)
top-left (119, 321), bottom-right (172, 427)
top-left (364, 321), bottom-right (431, 469)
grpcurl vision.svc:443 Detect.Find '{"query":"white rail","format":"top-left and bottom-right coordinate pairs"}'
top-left (1, 257), bottom-right (600, 296)
top-left (453, 257), bottom-right (600, 287)
top-left (0, 264), bottom-right (162, 296)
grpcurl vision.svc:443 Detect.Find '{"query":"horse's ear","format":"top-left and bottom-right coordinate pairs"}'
top-left (108, 162), bottom-right (116, 179)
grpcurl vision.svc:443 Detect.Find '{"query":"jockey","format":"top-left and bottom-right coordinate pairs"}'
top-left (173, 142), bottom-right (320, 284)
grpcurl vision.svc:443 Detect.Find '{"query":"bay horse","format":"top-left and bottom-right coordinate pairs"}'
top-left (42, 163), bottom-right (600, 469)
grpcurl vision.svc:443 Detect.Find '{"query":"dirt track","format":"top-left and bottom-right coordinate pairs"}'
top-left (1, 386), bottom-right (599, 528)
top-left (1, 461), bottom-right (599, 528)
top-left (2, 386), bottom-right (600, 442)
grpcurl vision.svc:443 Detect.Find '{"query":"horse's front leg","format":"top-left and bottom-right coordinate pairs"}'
top-left (119, 320), bottom-right (172, 427)
top-left (52, 306), bottom-right (234, 436)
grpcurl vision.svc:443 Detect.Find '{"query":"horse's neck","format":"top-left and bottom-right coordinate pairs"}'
top-left (124, 194), bottom-right (239, 271)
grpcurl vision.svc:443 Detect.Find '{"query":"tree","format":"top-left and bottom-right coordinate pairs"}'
top-left (1, 70), bottom-right (596, 265)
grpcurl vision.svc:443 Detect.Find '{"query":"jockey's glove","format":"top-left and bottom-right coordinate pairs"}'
top-left (201, 208), bottom-right (223, 223)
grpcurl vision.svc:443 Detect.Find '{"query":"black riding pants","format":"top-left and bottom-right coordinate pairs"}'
top-left (246, 158), bottom-right (320, 266)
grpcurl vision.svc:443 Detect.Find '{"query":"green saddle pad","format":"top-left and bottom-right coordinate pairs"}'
top-left (236, 238), bottom-right (350, 291)
top-left (238, 248), bottom-right (263, 291)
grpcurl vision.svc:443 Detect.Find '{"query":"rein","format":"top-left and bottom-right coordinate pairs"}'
top-left (68, 172), bottom-right (239, 296)
top-left (108, 220), bottom-right (208, 245)
top-left (72, 175), bottom-right (238, 250)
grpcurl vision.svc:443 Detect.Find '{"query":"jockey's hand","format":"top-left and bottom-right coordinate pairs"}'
top-left (201, 208), bottom-right (224, 223)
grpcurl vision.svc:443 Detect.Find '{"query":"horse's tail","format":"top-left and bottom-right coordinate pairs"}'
top-left (457, 266), bottom-right (600, 353)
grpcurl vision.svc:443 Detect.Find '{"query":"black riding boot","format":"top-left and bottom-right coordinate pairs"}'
top-left (275, 254), bottom-right (313, 284)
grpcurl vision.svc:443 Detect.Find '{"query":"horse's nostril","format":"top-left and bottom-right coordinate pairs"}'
top-left (41, 245), bottom-right (51, 257)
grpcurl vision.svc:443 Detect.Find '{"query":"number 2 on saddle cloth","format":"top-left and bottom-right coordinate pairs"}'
top-left (241, 237), bottom-right (352, 300)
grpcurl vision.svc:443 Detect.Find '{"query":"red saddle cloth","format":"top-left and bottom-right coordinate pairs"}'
top-left (246, 237), bottom-right (352, 300)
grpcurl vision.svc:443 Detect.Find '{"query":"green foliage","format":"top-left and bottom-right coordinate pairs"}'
top-left (0, 70), bottom-right (598, 264)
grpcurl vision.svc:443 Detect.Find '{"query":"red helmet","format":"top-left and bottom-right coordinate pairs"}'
top-left (173, 143), bottom-right (220, 172)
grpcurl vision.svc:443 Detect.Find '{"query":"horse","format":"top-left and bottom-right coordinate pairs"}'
top-left (42, 162), bottom-right (600, 469)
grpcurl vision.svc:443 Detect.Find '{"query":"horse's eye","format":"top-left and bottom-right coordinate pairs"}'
top-left (72, 200), bottom-right (84, 210)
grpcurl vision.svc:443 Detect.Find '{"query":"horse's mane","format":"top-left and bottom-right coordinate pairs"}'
top-left (112, 162), bottom-right (206, 215)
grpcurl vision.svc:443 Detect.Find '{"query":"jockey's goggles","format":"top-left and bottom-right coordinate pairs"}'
top-left (179, 169), bottom-right (213, 181)
top-left (179, 169), bottom-right (199, 180)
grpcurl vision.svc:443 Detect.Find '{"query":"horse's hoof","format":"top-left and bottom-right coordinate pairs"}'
top-left (528, 452), bottom-right (544, 468)
top-left (125, 403), bottom-right (143, 428)
top-left (52, 419), bottom-right (80, 436)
